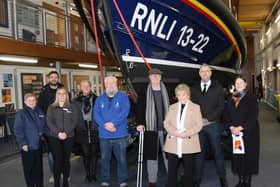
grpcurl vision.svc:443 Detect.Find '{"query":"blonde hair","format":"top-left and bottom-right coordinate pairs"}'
top-left (175, 83), bottom-right (191, 97)
top-left (51, 87), bottom-right (70, 107)
top-left (24, 93), bottom-right (36, 101)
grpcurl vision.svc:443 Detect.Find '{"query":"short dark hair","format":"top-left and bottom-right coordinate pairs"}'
top-left (47, 71), bottom-right (59, 78)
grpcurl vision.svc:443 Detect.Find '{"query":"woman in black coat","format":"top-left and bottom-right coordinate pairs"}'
top-left (224, 76), bottom-right (260, 187)
top-left (72, 80), bottom-right (99, 183)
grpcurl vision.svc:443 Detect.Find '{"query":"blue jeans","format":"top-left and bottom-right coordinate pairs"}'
top-left (195, 123), bottom-right (226, 179)
top-left (99, 137), bottom-right (128, 184)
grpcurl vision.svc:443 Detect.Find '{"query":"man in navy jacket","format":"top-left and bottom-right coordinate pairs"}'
top-left (94, 76), bottom-right (130, 187)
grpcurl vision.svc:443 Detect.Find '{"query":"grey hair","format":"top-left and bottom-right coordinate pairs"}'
top-left (199, 63), bottom-right (212, 71)
top-left (104, 76), bottom-right (117, 84)
top-left (80, 80), bottom-right (92, 87)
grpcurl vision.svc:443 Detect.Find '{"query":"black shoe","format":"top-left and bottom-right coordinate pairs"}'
top-left (63, 177), bottom-right (69, 187)
top-left (194, 179), bottom-right (201, 187)
top-left (235, 175), bottom-right (244, 187)
top-left (243, 176), bottom-right (251, 187)
top-left (220, 177), bottom-right (228, 187)
top-left (91, 174), bottom-right (97, 182)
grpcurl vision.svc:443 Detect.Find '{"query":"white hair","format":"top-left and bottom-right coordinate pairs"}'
top-left (104, 76), bottom-right (117, 84)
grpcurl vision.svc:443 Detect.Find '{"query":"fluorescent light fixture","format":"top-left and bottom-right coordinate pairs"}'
top-left (266, 28), bottom-right (271, 35)
top-left (267, 66), bottom-right (273, 72)
top-left (0, 55), bottom-right (38, 63)
top-left (78, 64), bottom-right (98, 68)
top-left (275, 14), bottom-right (280, 23)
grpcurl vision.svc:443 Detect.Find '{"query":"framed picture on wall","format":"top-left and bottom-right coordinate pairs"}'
top-left (0, 0), bottom-right (8, 27)
top-left (21, 73), bottom-right (43, 105)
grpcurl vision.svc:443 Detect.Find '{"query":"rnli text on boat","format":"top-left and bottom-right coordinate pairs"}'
top-left (130, 2), bottom-right (210, 54)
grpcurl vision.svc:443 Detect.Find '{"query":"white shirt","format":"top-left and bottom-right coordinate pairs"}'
top-left (200, 80), bottom-right (211, 92)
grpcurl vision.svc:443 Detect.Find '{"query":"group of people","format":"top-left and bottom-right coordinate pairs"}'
top-left (13, 63), bottom-right (260, 187)
top-left (136, 64), bottom-right (259, 187)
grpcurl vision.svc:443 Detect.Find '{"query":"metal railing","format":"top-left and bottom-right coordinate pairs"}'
top-left (0, 0), bottom-right (96, 53)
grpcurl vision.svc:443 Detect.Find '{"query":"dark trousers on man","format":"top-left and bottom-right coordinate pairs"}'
top-left (21, 149), bottom-right (43, 187)
top-left (167, 153), bottom-right (195, 187)
top-left (49, 137), bottom-right (74, 187)
top-left (195, 123), bottom-right (226, 181)
top-left (82, 142), bottom-right (98, 181)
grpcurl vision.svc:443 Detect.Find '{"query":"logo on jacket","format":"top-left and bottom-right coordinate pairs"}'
top-left (62, 108), bottom-right (72, 113)
top-left (115, 102), bottom-right (120, 108)
top-left (38, 114), bottom-right (45, 118)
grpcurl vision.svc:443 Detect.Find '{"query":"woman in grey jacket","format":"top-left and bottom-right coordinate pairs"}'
top-left (47, 87), bottom-right (79, 187)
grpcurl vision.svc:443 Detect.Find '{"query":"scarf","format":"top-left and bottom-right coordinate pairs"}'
top-left (232, 90), bottom-right (247, 108)
top-left (176, 102), bottom-right (188, 158)
top-left (146, 82), bottom-right (170, 131)
top-left (82, 93), bottom-right (92, 114)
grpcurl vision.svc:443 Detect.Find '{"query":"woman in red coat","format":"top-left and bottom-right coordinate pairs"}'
top-left (224, 76), bottom-right (260, 187)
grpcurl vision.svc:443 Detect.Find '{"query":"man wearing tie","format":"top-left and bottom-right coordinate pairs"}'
top-left (191, 64), bottom-right (228, 187)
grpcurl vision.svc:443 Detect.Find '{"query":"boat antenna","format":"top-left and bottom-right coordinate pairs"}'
top-left (112, 0), bottom-right (152, 70)
top-left (90, 0), bottom-right (105, 89)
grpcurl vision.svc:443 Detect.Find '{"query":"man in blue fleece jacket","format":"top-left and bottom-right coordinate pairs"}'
top-left (94, 75), bottom-right (130, 187)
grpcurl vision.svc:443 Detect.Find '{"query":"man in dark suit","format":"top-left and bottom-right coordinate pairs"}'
top-left (191, 64), bottom-right (228, 187)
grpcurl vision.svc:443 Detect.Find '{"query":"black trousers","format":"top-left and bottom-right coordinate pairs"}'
top-left (21, 149), bottom-right (43, 187)
top-left (167, 153), bottom-right (195, 187)
top-left (82, 143), bottom-right (98, 177)
top-left (49, 137), bottom-right (74, 187)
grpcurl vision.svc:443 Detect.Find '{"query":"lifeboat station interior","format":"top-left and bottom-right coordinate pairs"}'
top-left (0, 0), bottom-right (279, 187)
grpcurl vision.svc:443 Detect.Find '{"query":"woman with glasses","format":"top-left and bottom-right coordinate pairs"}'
top-left (47, 87), bottom-right (79, 187)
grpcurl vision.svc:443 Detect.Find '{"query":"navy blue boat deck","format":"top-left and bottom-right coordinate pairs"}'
top-left (0, 103), bottom-right (279, 187)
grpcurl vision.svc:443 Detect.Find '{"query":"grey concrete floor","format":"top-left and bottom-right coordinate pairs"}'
top-left (0, 103), bottom-right (279, 187)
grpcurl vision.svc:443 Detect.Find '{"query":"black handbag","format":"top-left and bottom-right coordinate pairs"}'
top-left (143, 131), bottom-right (158, 160)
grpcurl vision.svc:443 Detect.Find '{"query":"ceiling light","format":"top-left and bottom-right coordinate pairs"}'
top-left (267, 66), bottom-right (273, 72)
top-left (266, 28), bottom-right (271, 35)
top-left (276, 63), bottom-right (280, 68)
top-left (0, 55), bottom-right (38, 63)
top-left (78, 64), bottom-right (98, 68)
top-left (275, 14), bottom-right (280, 23)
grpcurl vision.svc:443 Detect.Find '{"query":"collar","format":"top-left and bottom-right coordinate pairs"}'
top-left (201, 80), bottom-right (211, 86)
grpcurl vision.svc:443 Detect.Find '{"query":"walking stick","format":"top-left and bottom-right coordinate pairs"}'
top-left (136, 131), bottom-right (144, 187)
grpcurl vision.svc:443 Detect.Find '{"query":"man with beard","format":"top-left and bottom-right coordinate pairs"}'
top-left (94, 76), bottom-right (130, 187)
top-left (38, 70), bottom-right (64, 183)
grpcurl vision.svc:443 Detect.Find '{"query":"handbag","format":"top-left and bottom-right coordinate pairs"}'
top-left (232, 132), bottom-right (245, 154)
top-left (143, 131), bottom-right (158, 160)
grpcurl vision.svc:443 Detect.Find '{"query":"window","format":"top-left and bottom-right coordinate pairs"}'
top-left (0, 0), bottom-right (8, 27)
